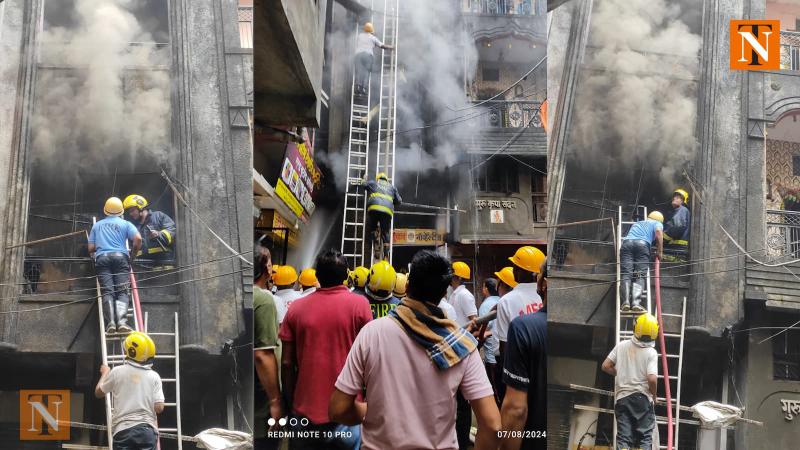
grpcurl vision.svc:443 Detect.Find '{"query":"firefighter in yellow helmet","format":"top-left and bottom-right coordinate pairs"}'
top-left (601, 313), bottom-right (659, 450)
top-left (663, 188), bottom-right (690, 262)
top-left (619, 211), bottom-right (664, 313)
top-left (355, 21), bottom-right (394, 95)
top-left (95, 331), bottom-right (164, 448)
top-left (273, 265), bottom-right (301, 319)
top-left (365, 260), bottom-right (399, 319)
top-left (299, 268), bottom-right (319, 296)
top-left (393, 272), bottom-right (408, 299)
top-left (348, 265), bottom-right (370, 300)
top-left (364, 172), bottom-right (402, 261)
top-left (123, 194), bottom-right (177, 269)
top-left (88, 197), bottom-right (142, 334)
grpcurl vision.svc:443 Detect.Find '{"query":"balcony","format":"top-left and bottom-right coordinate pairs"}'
top-left (456, 100), bottom-right (546, 155)
top-left (746, 210), bottom-right (800, 308)
top-left (461, 0), bottom-right (546, 43)
top-left (781, 30), bottom-right (800, 71)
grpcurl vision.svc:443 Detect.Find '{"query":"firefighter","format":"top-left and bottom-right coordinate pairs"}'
top-left (348, 265), bottom-right (370, 300)
top-left (123, 194), bottom-right (176, 268)
top-left (364, 172), bottom-right (402, 261)
top-left (620, 211), bottom-right (664, 313)
top-left (89, 197), bottom-right (142, 334)
top-left (365, 260), bottom-right (400, 319)
top-left (95, 331), bottom-right (164, 449)
top-left (494, 266), bottom-right (518, 293)
top-left (299, 268), bottom-right (319, 296)
top-left (601, 313), bottom-right (659, 450)
top-left (354, 22), bottom-right (394, 95)
top-left (663, 188), bottom-right (690, 261)
top-left (393, 272), bottom-right (408, 300)
top-left (272, 265), bottom-right (301, 322)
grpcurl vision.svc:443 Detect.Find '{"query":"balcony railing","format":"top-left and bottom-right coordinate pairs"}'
top-left (462, 0), bottom-right (537, 16)
top-left (781, 30), bottom-right (800, 71)
top-left (766, 209), bottom-right (800, 262)
top-left (471, 100), bottom-right (543, 128)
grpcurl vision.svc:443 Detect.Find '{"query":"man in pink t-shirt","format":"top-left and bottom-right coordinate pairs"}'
top-left (330, 250), bottom-right (501, 450)
top-left (279, 249), bottom-right (372, 449)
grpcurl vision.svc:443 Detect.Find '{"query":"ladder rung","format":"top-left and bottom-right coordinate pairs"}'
top-left (163, 402), bottom-right (177, 407)
top-left (661, 313), bottom-right (683, 318)
top-left (658, 374), bottom-right (679, 380)
top-left (162, 378), bottom-right (176, 382)
top-left (158, 427), bottom-right (178, 432)
top-left (108, 354), bottom-right (175, 360)
top-left (147, 332), bottom-right (175, 336)
top-left (345, 222), bottom-right (364, 226)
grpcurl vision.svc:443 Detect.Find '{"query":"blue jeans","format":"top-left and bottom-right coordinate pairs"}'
top-left (620, 239), bottom-right (650, 284)
top-left (615, 393), bottom-right (655, 450)
top-left (113, 424), bottom-right (158, 450)
top-left (95, 252), bottom-right (131, 327)
top-left (288, 419), bottom-right (361, 450)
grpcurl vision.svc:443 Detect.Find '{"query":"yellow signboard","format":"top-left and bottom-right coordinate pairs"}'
top-left (393, 228), bottom-right (445, 246)
top-left (275, 178), bottom-right (304, 219)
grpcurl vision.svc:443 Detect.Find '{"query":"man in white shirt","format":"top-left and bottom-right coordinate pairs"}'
top-left (493, 246), bottom-right (545, 404)
top-left (354, 22), bottom-right (394, 95)
top-left (95, 332), bottom-right (164, 449)
top-left (448, 261), bottom-right (478, 449)
top-left (273, 265), bottom-right (302, 322)
top-left (602, 313), bottom-right (659, 450)
top-left (438, 297), bottom-right (457, 320)
top-left (448, 261), bottom-right (478, 327)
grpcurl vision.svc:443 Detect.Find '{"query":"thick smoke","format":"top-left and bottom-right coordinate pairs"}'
top-left (570, 0), bottom-right (701, 188)
top-left (394, 0), bottom-right (480, 170)
top-left (32, 0), bottom-right (170, 173)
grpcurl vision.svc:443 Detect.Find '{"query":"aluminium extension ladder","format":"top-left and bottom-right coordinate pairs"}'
top-left (86, 219), bottom-right (184, 450)
top-left (340, 0), bottom-right (376, 269)
top-left (372, 0), bottom-right (399, 266)
top-left (340, 0), bottom-right (400, 267)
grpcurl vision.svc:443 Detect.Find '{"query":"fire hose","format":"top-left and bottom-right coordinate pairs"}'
top-left (654, 257), bottom-right (674, 450)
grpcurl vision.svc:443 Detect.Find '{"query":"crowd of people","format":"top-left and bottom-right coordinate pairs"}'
top-left (253, 243), bottom-right (547, 450)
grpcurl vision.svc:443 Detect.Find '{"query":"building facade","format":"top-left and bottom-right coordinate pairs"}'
top-left (0, 0), bottom-right (253, 446)
top-left (547, 0), bottom-right (800, 448)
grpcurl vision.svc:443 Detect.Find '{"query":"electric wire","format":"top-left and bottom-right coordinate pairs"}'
top-left (0, 268), bottom-right (246, 315)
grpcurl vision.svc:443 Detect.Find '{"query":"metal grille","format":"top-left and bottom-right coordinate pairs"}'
top-left (766, 209), bottom-right (800, 262)
top-left (781, 31), bottom-right (800, 71)
top-left (238, 7), bottom-right (253, 49)
top-left (463, 0), bottom-right (535, 15)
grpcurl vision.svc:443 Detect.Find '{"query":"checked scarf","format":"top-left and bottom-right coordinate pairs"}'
top-left (389, 297), bottom-right (478, 370)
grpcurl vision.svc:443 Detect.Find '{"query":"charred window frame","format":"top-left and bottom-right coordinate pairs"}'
top-left (475, 157), bottom-right (519, 193)
top-left (531, 170), bottom-right (547, 223)
top-left (774, 329), bottom-right (800, 381)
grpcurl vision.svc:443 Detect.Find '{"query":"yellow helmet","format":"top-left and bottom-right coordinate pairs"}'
top-left (364, 22), bottom-right (374, 33)
top-left (272, 265), bottom-right (298, 286)
top-left (367, 261), bottom-right (396, 294)
top-left (634, 313), bottom-right (659, 341)
top-left (494, 266), bottom-right (518, 288)
top-left (393, 273), bottom-right (408, 297)
top-left (452, 261), bottom-right (471, 280)
top-left (673, 188), bottom-right (689, 204)
top-left (123, 194), bottom-right (148, 211)
top-left (508, 246), bottom-right (546, 273)
top-left (104, 197), bottom-right (124, 216)
top-left (349, 266), bottom-right (370, 288)
top-left (648, 211), bottom-right (664, 223)
top-left (124, 331), bottom-right (156, 363)
top-left (299, 268), bottom-right (318, 288)
top-left (376, 172), bottom-right (389, 181)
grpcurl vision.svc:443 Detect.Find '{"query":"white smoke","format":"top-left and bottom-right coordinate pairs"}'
top-left (570, 0), bottom-right (701, 188)
top-left (32, 0), bottom-right (170, 173)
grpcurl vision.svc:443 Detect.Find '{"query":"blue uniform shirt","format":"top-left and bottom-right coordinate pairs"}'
top-left (89, 216), bottom-right (139, 256)
top-left (623, 218), bottom-right (663, 245)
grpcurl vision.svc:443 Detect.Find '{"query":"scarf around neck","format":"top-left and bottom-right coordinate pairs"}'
top-left (389, 297), bottom-right (478, 370)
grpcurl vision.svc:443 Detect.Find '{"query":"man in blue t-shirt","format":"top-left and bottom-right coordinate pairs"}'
top-left (88, 197), bottom-right (142, 334)
top-left (620, 211), bottom-right (664, 312)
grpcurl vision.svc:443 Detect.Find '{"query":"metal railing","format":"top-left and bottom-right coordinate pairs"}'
top-left (781, 30), bottom-right (800, 71)
top-left (239, 6), bottom-right (253, 49)
top-left (462, 0), bottom-right (536, 15)
top-left (766, 209), bottom-right (800, 262)
top-left (470, 100), bottom-right (543, 128)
